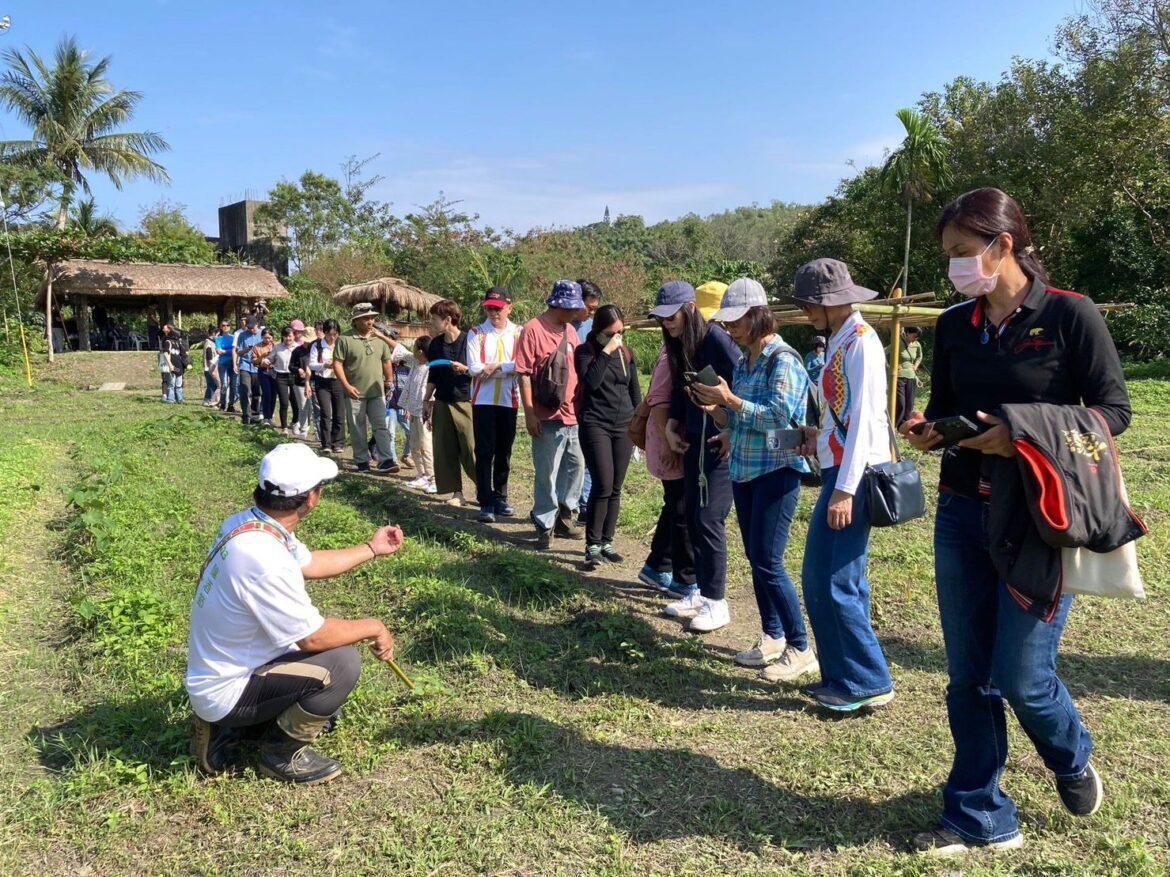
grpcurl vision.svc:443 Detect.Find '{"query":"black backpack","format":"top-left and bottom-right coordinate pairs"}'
top-left (533, 326), bottom-right (573, 410)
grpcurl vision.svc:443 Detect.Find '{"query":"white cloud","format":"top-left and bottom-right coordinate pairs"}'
top-left (380, 158), bottom-right (733, 232)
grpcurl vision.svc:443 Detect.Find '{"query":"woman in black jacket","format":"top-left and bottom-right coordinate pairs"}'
top-left (903, 188), bottom-right (1131, 857)
top-left (574, 305), bottom-right (641, 570)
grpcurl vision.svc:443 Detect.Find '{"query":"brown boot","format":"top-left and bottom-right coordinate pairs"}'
top-left (554, 506), bottom-right (582, 538)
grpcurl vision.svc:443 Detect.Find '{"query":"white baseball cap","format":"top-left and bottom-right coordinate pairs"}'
top-left (258, 443), bottom-right (339, 497)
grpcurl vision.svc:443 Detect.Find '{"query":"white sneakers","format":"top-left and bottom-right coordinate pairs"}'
top-left (405, 476), bottom-right (428, 489)
top-left (689, 598), bottom-right (730, 632)
top-left (735, 633), bottom-right (787, 667)
top-left (664, 589), bottom-right (703, 619)
top-left (664, 591), bottom-right (730, 632)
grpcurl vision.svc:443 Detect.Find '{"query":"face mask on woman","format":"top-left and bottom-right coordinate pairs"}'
top-left (596, 332), bottom-right (611, 347)
top-left (948, 237), bottom-right (1004, 297)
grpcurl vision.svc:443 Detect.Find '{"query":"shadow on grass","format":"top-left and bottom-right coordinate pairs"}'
top-left (381, 709), bottom-right (938, 854)
top-left (30, 688), bottom-right (192, 781)
top-left (882, 635), bottom-right (1170, 703)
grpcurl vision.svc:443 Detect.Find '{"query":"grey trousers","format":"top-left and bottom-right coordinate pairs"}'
top-left (347, 395), bottom-right (394, 465)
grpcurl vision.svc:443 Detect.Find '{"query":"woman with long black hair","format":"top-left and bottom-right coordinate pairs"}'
top-left (654, 281), bottom-right (740, 633)
top-left (574, 304), bottom-right (641, 570)
top-left (903, 188), bottom-right (1131, 857)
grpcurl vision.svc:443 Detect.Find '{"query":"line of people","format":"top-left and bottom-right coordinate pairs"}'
top-left (184, 187), bottom-right (1128, 858)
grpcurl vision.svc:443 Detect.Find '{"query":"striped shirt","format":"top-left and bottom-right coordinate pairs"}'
top-left (467, 319), bottom-right (521, 408)
top-left (726, 336), bottom-right (811, 483)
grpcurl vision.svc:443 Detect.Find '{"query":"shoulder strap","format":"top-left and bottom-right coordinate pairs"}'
top-left (197, 519), bottom-right (291, 584)
top-left (825, 396), bottom-right (903, 463)
top-left (761, 343), bottom-right (818, 430)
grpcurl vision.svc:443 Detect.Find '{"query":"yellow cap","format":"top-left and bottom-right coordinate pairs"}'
top-left (695, 281), bottom-right (728, 321)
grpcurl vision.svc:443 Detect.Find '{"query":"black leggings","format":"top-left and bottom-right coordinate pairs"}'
top-left (895, 377), bottom-right (917, 427)
top-left (275, 372), bottom-right (300, 429)
top-left (644, 476), bottom-right (696, 585)
top-left (313, 376), bottom-right (346, 449)
top-left (218, 646), bottom-right (361, 728)
top-left (579, 423), bottom-right (633, 546)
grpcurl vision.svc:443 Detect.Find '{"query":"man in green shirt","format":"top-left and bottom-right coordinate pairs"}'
top-left (894, 325), bottom-right (924, 428)
top-left (333, 303), bottom-right (398, 474)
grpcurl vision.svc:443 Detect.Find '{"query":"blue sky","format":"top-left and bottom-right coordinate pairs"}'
top-left (2, 0), bottom-right (1082, 236)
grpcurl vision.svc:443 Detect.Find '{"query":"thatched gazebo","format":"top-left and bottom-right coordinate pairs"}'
top-left (333, 277), bottom-right (442, 317)
top-left (38, 259), bottom-right (289, 355)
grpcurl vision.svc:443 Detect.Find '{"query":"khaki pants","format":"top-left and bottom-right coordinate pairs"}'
top-left (408, 413), bottom-right (434, 479)
top-left (432, 400), bottom-right (475, 495)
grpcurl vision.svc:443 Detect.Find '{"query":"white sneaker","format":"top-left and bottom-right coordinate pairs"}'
top-left (446, 491), bottom-right (464, 507)
top-left (405, 476), bottom-right (428, 489)
top-left (425, 481), bottom-right (438, 494)
top-left (759, 645), bottom-right (820, 682)
top-left (688, 597), bottom-right (730, 633)
top-left (735, 633), bottom-right (786, 667)
top-left (664, 588), bottom-right (702, 619)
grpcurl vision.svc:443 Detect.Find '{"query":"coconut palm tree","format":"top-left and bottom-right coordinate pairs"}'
top-left (69, 197), bottom-right (118, 237)
top-left (0, 36), bottom-right (169, 229)
top-left (881, 108), bottom-right (952, 295)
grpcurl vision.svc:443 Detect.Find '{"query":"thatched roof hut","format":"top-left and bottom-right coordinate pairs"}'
top-left (333, 277), bottom-right (441, 316)
top-left (38, 259), bottom-right (289, 353)
top-left (39, 259), bottom-right (288, 312)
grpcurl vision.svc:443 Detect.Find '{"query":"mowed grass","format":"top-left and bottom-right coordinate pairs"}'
top-left (0, 359), bottom-right (1166, 876)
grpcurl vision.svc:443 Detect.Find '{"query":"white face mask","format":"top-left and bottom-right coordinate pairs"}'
top-left (948, 238), bottom-right (1004, 297)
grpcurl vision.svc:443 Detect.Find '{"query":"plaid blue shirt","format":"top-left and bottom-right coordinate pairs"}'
top-left (726, 337), bottom-right (811, 482)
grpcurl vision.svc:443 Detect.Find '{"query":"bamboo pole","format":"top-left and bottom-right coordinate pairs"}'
top-left (45, 275), bottom-right (54, 364)
top-left (887, 288), bottom-right (904, 446)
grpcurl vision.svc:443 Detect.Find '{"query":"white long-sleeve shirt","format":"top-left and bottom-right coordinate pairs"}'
top-left (466, 318), bottom-right (521, 408)
top-left (817, 310), bottom-right (892, 496)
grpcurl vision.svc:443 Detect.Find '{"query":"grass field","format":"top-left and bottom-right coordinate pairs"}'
top-left (0, 352), bottom-right (1166, 876)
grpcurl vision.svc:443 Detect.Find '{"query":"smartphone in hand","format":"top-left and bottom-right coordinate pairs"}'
top-left (910, 415), bottom-right (981, 445)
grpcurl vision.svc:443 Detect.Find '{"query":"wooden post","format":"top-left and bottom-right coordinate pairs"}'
top-left (76, 294), bottom-right (91, 352)
top-left (887, 287), bottom-right (903, 452)
top-left (45, 275), bottom-right (55, 364)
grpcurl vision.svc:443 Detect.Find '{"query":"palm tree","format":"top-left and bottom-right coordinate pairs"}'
top-left (0, 36), bottom-right (169, 229)
top-left (881, 109), bottom-right (952, 295)
top-left (69, 197), bottom-right (118, 237)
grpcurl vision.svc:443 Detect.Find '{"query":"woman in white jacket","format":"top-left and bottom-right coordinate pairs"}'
top-left (789, 258), bottom-right (895, 712)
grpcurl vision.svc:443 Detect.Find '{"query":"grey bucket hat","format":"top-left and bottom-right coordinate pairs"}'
top-left (350, 302), bottom-right (379, 321)
top-left (788, 258), bottom-right (878, 306)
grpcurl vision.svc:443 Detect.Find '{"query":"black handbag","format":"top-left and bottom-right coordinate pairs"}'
top-left (827, 405), bottom-right (926, 528)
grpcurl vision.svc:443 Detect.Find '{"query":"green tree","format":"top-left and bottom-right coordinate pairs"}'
top-left (255, 156), bottom-right (396, 270)
top-left (0, 36), bottom-right (169, 229)
top-left (69, 197), bottom-right (118, 237)
top-left (881, 108), bottom-right (952, 296)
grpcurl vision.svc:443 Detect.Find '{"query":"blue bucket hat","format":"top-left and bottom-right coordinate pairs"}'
top-left (547, 279), bottom-right (585, 311)
top-left (649, 280), bottom-right (696, 319)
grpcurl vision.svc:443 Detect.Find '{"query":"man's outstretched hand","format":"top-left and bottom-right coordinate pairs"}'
top-left (369, 525), bottom-right (405, 557)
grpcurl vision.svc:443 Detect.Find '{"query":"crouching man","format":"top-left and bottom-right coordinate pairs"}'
top-left (185, 442), bottom-right (403, 784)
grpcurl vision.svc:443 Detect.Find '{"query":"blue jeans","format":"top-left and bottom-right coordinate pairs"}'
top-left (530, 421), bottom-right (584, 531)
top-left (162, 372), bottom-right (184, 403)
top-left (732, 467), bottom-right (808, 649)
top-left (579, 468), bottom-right (592, 516)
top-left (203, 369), bottom-right (218, 403)
top-left (217, 361), bottom-right (236, 410)
top-left (935, 491), bottom-right (1091, 843)
top-left (801, 467), bottom-right (892, 698)
top-left (384, 406), bottom-right (401, 463)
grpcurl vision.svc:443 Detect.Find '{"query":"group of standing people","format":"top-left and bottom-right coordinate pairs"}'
top-left (181, 187), bottom-right (1127, 859)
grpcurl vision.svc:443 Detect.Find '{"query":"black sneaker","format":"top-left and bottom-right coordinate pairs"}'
top-left (1056, 763), bottom-right (1103, 817)
top-left (535, 528), bottom-right (552, 549)
top-left (494, 500), bottom-right (516, 517)
top-left (583, 545), bottom-right (603, 571)
top-left (377, 460), bottom-right (400, 475)
top-left (477, 507), bottom-right (496, 524)
top-left (599, 543), bottom-right (622, 563)
top-left (356, 462), bottom-right (371, 473)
